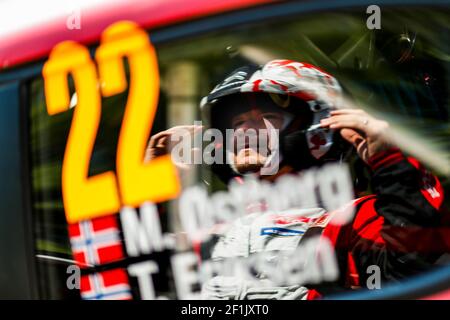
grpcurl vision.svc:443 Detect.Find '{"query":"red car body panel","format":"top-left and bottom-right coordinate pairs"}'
top-left (0, 0), bottom-right (273, 70)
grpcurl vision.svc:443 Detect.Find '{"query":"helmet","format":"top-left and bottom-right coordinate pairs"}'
top-left (200, 59), bottom-right (348, 181)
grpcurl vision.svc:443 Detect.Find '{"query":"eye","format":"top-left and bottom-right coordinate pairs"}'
top-left (232, 118), bottom-right (245, 128)
top-left (262, 112), bottom-right (281, 121)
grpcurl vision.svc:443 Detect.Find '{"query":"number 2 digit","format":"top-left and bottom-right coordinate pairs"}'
top-left (96, 22), bottom-right (180, 207)
top-left (43, 41), bottom-right (120, 223)
top-left (43, 22), bottom-right (180, 223)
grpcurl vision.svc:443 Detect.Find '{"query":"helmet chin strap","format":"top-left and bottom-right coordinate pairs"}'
top-left (280, 111), bottom-right (295, 131)
top-left (279, 128), bottom-right (319, 171)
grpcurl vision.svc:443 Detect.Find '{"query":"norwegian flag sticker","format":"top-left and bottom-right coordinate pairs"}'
top-left (68, 215), bottom-right (124, 268)
top-left (81, 268), bottom-right (132, 300)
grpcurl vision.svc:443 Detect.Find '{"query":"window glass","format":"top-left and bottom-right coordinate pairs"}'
top-left (30, 6), bottom-right (449, 299)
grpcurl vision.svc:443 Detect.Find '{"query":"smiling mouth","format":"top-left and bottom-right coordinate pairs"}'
top-left (241, 148), bottom-right (253, 155)
top-left (236, 141), bottom-right (255, 153)
top-left (235, 140), bottom-right (273, 157)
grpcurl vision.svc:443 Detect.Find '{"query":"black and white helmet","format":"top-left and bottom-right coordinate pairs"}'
top-left (201, 59), bottom-right (348, 180)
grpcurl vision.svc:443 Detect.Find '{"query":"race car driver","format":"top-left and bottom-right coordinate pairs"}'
top-left (146, 59), bottom-right (447, 299)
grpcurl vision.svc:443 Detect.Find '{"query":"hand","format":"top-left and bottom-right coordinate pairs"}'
top-left (320, 109), bottom-right (391, 164)
top-left (144, 125), bottom-right (203, 165)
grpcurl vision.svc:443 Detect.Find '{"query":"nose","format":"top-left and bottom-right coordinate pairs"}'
top-left (236, 110), bottom-right (266, 131)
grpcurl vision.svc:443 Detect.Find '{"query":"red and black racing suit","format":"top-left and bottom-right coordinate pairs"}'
top-left (307, 148), bottom-right (448, 299)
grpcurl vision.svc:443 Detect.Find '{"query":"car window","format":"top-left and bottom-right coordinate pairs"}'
top-left (29, 6), bottom-right (449, 299)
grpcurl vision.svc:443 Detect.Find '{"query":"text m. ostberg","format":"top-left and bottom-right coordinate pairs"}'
top-left (179, 162), bottom-right (356, 243)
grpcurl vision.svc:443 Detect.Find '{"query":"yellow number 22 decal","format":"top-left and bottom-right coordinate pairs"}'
top-left (43, 22), bottom-right (180, 224)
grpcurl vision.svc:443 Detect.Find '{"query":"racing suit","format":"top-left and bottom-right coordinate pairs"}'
top-left (200, 148), bottom-right (448, 299)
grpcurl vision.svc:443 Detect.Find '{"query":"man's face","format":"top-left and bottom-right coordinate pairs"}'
top-left (230, 108), bottom-right (284, 174)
